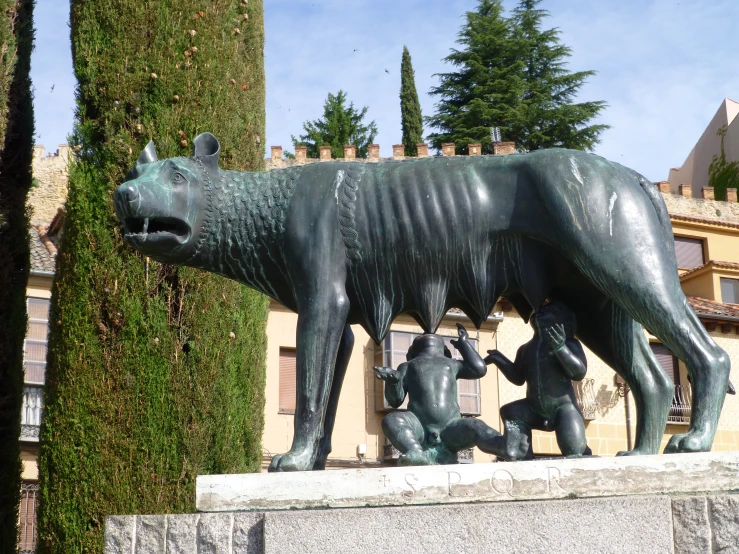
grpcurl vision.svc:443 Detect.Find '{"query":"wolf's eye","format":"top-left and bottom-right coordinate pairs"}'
top-left (171, 171), bottom-right (187, 185)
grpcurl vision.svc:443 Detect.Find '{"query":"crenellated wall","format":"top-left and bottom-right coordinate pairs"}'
top-left (27, 144), bottom-right (71, 224)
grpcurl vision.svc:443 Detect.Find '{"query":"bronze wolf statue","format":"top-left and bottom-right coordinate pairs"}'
top-left (114, 132), bottom-right (731, 471)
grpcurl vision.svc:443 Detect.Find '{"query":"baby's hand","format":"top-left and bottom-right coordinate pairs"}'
top-left (544, 324), bottom-right (566, 352)
top-left (373, 366), bottom-right (400, 383)
top-left (484, 349), bottom-right (506, 366)
top-left (450, 323), bottom-right (468, 350)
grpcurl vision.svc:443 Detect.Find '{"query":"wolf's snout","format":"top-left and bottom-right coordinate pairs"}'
top-left (117, 184), bottom-right (139, 204)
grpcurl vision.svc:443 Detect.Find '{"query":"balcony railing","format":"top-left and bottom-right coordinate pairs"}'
top-left (668, 384), bottom-right (692, 424)
top-left (20, 386), bottom-right (43, 442)
top-left (574, 378), bottom-right (597, 421)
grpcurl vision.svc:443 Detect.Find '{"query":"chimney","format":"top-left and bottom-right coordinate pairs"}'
top-left (727, 188), bottom-right (738, 203)
top-left (344, 145), bottom-right (356, 160)
top-left (417, 143), bottom-right (429, 158)
top-left (655, 181), bottom-right (671, 194)
top-left (701, 187), bottom-right (715, 200)
top-left (441, 143), bottom-right (456, 157)
top-left (368, 144), bottom-right (380, 161)
top-left (493, 142), bottom-right (515, 155)
top-left (295, 145), bottom-right (307, 162)
top-left (33, 145), bottom-right (45, 159)
top-left (679, 184), bottom-right (692, 199)
top-left (468, 143), bottom-right (481, 156)
top-left (392, 145), bottom-right (405, 160)
top-left (319, 146), bottom-right (332, 161)
top-left (271, 146), bottom-right (283, 160)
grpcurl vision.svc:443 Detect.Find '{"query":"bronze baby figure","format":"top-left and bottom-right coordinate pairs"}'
top-left (485, 301), bottom-right (592, 460)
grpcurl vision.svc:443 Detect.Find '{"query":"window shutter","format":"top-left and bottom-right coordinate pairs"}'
top-left (279, 348), bottom-right (296, 414)
top-left (674, 237), bottom-right (705, 269)
top-left (650, 343), bottom-right (679, 385)
top-left (720, 278), bottom-right (739, 304)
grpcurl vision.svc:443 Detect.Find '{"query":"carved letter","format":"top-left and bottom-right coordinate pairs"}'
top-left (547, 467), bottom-right (567, 494)
top-left (447, 471), bottom-right (462, 496)
top-left (490, 469), bottom-right (514, 496)
top-left (403, 474), bottom-right (419, 498)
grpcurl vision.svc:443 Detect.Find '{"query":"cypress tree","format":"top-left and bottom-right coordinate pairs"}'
top-left (0, 1), bottom-right (34, 550)
top-left (400, 46), bottom-right (423, 157)
top-left (292, 90), bottom-right (378, 159)
top-left (427, 0), bottom-right (608, 153)
top-left (37, 2), bottom-right (268, 552)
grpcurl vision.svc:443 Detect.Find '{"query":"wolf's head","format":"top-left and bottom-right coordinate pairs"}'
top-left (113, 133), bottom-right (221, 264)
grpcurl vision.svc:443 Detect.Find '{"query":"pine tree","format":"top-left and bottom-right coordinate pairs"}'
top-left (427, 0), bottom-right (608, 154)
top-left (400, 46), bottom-right (423, 157)
top-left (292, 90), bottom-right (378, 159)
top-left (509, 0), bottom-right (608, 151)
top-left (0, 1), bottom-right (34, 550)
top-left (427, 0), bottom-right (522, 154)
top-left (37, 2), bottom-right (268, 552)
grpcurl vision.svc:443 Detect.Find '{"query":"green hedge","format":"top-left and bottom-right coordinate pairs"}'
top-left (0, 1), bottom-right (34, 551)
top-left (38, 2), bottom-right (267, 552)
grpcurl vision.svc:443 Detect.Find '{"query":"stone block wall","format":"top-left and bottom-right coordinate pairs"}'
top-left (105, 493), bottom-right (739, 554)
top-left (28, 144), bottom-right (71, 224)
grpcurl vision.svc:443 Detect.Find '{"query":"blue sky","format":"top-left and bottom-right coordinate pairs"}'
top-left (31, 0), bottom-right (739, 182)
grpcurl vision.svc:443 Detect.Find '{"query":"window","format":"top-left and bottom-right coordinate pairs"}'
top-left (24, 298), bottom-right (49, 385)
top-left (673, 237), bottom-right (705, 270)
top-left (720, 278), bottom-right (739, 304)
top-left (650, 342), bottom-right (691, 423)
top-left (279, 348), bottom-right (296, 414)
top-left (18, 481), bottom-right (38, 553)
top-left (374, 331), bottom-right (481, 415)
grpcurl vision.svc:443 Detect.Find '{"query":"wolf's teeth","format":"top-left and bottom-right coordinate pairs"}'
top-left (143, 218), bottom-right (149, 234)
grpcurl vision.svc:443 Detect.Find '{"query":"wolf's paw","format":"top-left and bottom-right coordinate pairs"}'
top-left (268, 449), bottom-right (315, 472)
top-left (664, 432), bottom-right (712, 454)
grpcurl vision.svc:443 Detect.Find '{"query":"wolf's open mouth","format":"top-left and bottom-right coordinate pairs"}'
top-left (125, 217), bottom-right (189, 241)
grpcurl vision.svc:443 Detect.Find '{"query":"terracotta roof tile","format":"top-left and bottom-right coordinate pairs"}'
top-left (687, 296), bottom-right (739, 320)
top-left (680, 260), bottom-right (739, 279)
top-left (29, 226), bottom-right (57, 273)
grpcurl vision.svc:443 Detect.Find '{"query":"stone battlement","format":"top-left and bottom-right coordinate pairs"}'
top-left (28, 144), bottom-right (72, 224)
top-left (265, 141), bottom-right (517, 170)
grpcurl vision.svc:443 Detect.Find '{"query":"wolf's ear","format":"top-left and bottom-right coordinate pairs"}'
top-left (193, 132), bottom-right (221, 171)
top-left (137, 141), bottom-right (158, 166)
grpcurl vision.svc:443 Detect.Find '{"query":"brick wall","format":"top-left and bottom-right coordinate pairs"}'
top-left (28, 145), bottom-right (70, 224)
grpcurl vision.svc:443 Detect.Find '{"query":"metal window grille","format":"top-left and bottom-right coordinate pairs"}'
top-left (650, 343), bottom-right (691, 423)
top-left (18, 481), bottom-right (38, 553)
top-left (573, 378), bottom-right (597, 420)
top-left (20, 386), bottom-right (43, 442)
top-left (374, 331), bottom-right (481, 415)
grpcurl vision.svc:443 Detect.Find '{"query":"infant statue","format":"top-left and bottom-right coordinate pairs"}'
top-left (374, 324), bottom-right (502, 465)
top-left (485, 301), bottom-right (592, 460)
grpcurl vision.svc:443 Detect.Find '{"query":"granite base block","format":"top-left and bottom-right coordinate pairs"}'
top-left (106, 493), bottom-right (739, 554)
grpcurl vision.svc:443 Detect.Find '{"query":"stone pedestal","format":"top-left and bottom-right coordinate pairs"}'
top-left (106, 451), bottom-right (739, 554)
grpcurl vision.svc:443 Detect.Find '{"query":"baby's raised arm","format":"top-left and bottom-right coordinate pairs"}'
top-left (485, 345), bottom-right (526, 386)
top-left (374, 363), bottom-right (408, 408)
top-left (451, 323), bottom-right (487, 379)
top-left (544, 324), bottom-right (587, 381)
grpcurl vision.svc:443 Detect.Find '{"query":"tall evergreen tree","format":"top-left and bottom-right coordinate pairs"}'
top-left (38, 2), bottom-right (268, 552)
top-left (427, 0), bottom-right (522, 154)
top-left (509, 0), bottom-right (608, 151)
top-left (292, 90), bottom-right (378, 159)
top-left (400, 46), bottom-right (423, 157)
top-left (427, 0), bottom-right (608, 154)
top-left (0, 1), bottom-right (34, 551)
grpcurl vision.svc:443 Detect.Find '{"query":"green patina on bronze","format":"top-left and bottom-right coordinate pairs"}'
top-left (116, 133), bottom-right (731, 471)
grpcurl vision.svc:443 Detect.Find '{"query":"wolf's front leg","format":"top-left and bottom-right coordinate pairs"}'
top-left (269, 290), bottom-right (350, 472)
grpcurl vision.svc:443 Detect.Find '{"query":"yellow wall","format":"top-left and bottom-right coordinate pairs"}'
top-left (263, 302), bottom-right (502, 465)
top-left (21, 449), bottom-right (38, 481)
top-left (672, 221), bottom-right (739, 264)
